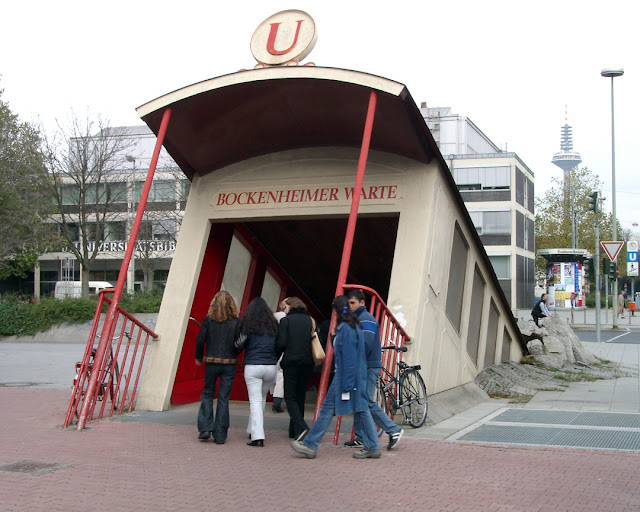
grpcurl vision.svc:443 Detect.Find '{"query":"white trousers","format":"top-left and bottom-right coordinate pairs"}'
top-left (269, 357), bottom-right (284, 398)
top-left (244, 364), bottom-right (277, 441)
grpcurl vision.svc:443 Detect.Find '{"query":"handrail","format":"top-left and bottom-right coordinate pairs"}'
top-left (63, 289), bottom-right (159, 427)
top-left (330, 284), bottom-right (411, 444)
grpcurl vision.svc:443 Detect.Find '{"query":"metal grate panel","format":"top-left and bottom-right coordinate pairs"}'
top-left (492, 409), bottom-right (640, 428)
top-left (459, 424), bottom-right (640, 451)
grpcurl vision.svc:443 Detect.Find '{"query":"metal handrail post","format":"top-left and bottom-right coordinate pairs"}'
top-left (315, 90), bottom-right (378, 422)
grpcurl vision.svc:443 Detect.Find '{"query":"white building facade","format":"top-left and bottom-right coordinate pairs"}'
top-left (33, 126), bottom-right (189, 297)
top-left (421, 106), bottom-right (536, 309)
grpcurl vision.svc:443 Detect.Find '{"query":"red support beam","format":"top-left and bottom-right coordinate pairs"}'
top-left (314, 90), bottom-right (378, 422)
top-left (77, 108), bottom-right (172, 430)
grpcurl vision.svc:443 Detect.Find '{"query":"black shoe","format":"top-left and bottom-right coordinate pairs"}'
top-left (247, 439), bottom-right (264, 447)
top-left (272, 406), bottom-right (284, 413)
top-left (296, 429), bottom-right (309, 442)
top-left (344, 439), bottom-right (364, 448)
top-left (198, 431), bottom-right (211, 441)
top-left (387, 429), bottom-right (404, 450)
top-left (213, 438), bottom-right (225, 445)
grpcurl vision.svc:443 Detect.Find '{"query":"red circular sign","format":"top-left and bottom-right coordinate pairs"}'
top-left (250, 10), bottom-right (317, 66)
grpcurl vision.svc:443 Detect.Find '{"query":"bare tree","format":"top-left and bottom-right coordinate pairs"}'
top-left (131, 165), bottom-right (188, 292)
top-left (43, 113), bottom-right (137, 298)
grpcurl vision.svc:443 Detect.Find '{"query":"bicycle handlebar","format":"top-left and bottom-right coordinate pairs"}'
top-left (381, 345), bottom-right (408, 352)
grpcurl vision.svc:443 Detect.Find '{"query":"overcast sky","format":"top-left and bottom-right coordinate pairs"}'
top-left (2, 1), bottom-right (637, 230)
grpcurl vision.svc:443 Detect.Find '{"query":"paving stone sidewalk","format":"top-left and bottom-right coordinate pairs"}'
top-left (1, 388), bottom-right (639, 512)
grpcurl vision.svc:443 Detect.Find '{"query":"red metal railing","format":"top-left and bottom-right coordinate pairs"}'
top-left (63, 290), bottom-right (158, 427)
top-left (70, 108), bottom-right (171, 430)
top-left (329, 284), bottom-right (411, 443)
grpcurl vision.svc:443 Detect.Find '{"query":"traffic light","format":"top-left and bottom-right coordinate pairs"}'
top-left (603, 257), bottom-right (610, 276)
top-left (584, 257), bottom-right (595, 282)
top-left (609, 261), bottom-right (617, 281)
top-left (588, 191), bottom-right (599, 212)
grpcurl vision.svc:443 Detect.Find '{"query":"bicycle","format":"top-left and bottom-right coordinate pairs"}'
top-left (376, 341), bottom-right (428, 428)
top-left (73, 333), bottom-right (127, 415)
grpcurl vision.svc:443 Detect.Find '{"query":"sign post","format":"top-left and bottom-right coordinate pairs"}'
top-left (602, 241), bottom-right (624, 327)
top-left (601, 241), bottom-right (624, 262)
top-left (627, 241), bottom-right (638, 277)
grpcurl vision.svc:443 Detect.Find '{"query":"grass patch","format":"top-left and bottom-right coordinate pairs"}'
top-left (487, 391), bottom-right (534, 404)
top-left (555, 370), bottom-right (604, 382)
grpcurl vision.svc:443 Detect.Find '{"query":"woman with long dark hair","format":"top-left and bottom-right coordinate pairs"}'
top-left (276, 296), bottom-right (316, 440)
top-left (239, 296), bottom-right (280, 447)
top-left (194, 290), bottom-right (240, 444)
top-left (290, 295), bottom-right (380, 459)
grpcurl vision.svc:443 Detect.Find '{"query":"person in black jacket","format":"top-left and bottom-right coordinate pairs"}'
top-left (276, 296), bottom-right (316, 440)
top-left (194, 290), bottom-right (239, 444)
top-left (238, 297), bottom-right (280, 447)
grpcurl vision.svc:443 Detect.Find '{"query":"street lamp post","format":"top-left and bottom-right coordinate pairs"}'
top-left (601, 68), bottom-right (623, 328)
top-left (125, 155), bottom-right (136, 295)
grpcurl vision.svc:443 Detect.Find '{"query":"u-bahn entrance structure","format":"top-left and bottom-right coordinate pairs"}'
top-left (133, 59), bottom-right (525, 411)
top-left (67, 12), bottom-right (525, 425)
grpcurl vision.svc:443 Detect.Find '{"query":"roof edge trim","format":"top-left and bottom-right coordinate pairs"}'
top-left (136, 67), bottom-right (406, 119)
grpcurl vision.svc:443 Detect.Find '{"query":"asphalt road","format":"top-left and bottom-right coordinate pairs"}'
top-left (575, 328), bottom-right (640, 344)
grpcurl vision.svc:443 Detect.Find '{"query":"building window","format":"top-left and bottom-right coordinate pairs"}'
top-left (135, 180), bottom-right (176, 202)
top-left (180, 179), bottom-right (191, 199)
top-left (501, 328), bottom-right (512, 362)
top-left (105, 221), bottom-right (126, 241)
top-left (445, 223), bottom-right (469, 332)
top-left (468, 211), bottom-right (511, 235)
top-left (61, 185), bottom-right (79, 205)
top-left (108, 182), bottom-right (127, 203)
top-left (138, 219), bottom-right (176, 241)
top-left (454, 166), bottom-right (510, 191)
top-left (488, 255), bottom-right (510, 279)
top-left (483, 300), bottom-right (499, 369)
top-left (467, 265), bottom-right (485, 365)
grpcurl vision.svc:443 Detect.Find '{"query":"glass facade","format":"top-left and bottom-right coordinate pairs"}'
top-left (454, 166), bottom-right (510, 191)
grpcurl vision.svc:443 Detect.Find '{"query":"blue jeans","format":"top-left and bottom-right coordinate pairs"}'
top-left (303, 378), bottom-right (380, 451)
top-left (353, 367), bottom-right (401, 441)
top-left (197, 363), bottom-right (236, 441)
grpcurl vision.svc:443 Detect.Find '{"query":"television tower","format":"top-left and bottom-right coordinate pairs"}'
top-left (552, 107), bottom-right (582, 177)
top-left (551, 106), bottom-right (582, 248)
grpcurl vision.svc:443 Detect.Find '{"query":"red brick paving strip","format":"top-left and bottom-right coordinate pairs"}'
top-left (1, 388), bottom-right (639, 512)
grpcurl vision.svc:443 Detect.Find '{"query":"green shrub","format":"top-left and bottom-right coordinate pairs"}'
top-left (0, 289), bottom-right (163, 337)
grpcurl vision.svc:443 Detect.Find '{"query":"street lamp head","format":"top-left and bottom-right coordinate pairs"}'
top-left (125, 155), bottom-right (135, 163)
top-left (601, 68), bottom-right (624, 78)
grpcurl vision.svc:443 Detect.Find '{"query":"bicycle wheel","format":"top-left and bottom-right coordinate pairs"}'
top-left (399, 369), bottom-right (428, 428)
top-left (374, 380), bottom-right (390, 438)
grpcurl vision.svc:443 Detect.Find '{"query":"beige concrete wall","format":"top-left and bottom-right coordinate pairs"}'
top-left (137, 146), bottom-right (522, 410)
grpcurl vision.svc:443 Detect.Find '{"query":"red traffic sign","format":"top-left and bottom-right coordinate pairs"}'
top-left (601, 241), bottom-right (625, 261)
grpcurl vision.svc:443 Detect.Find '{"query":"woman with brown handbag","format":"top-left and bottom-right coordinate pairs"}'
top-left (276, 296), bottom-right (316, 441)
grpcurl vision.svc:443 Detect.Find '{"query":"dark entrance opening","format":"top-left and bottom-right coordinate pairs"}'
top-left (243, 215), bottom-right (399, 318)
top-left (171, 214), bottom-right (399, 405)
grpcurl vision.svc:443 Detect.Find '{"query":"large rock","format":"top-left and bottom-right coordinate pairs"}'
top-left (517, 315), bottom-right (598, 367)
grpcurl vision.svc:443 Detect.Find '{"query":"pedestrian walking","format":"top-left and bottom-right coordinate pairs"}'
top-left (238, 297), bottom-right (280, 447)
top-left (270, 298), bottom-right (288, 413)
top-left (194, 290), bottom-right (240, 444)
top-left (276, 296), bottom-right (315, 440)
top-left (290, 295), bottom-right (380, 460)
top-left (344, 289), bottom-right (403, 450)
top-left (618, 291), bottom-right (627, 319)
